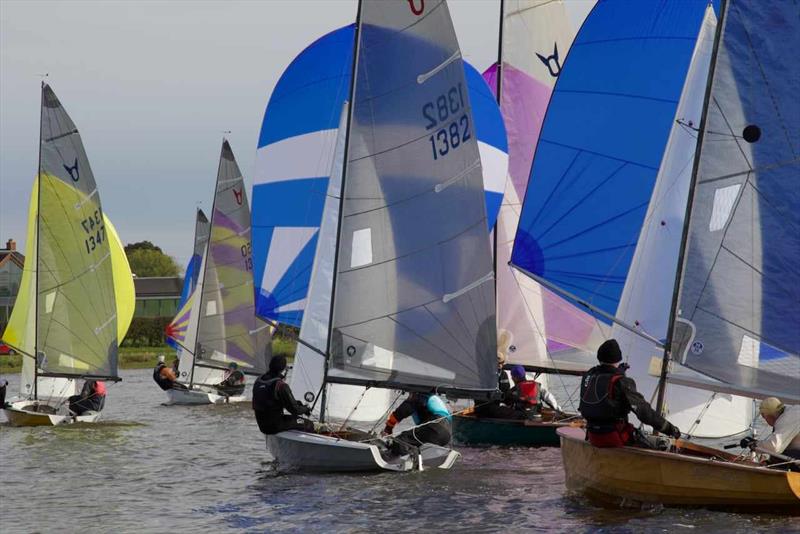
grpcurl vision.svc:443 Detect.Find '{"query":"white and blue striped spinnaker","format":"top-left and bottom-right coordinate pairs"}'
top-left (252, 24), bottom-right (507, 327)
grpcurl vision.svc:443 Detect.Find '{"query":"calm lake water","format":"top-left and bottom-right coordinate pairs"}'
top-left (1, 368), bottom-right (797, 533)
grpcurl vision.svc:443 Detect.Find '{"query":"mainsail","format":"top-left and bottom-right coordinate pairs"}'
top-left (667, 0), bottom-right (800, 402)
top-left (612, 8), bottom-right (753, 438)
top-left (484, 0), bottom-right (598, 373)
top-left (252, 23), bottom-right (508, 329)
top-left (326, 0), bottom-right (497, 394)
top-left (33, 84), bottom-right (121, 380)
top-left (510, 1), bottom-right (709, 354)
top-left (175, 140), bottom-right (270, 383)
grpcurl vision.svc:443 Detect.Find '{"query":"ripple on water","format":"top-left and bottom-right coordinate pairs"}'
top-left (1, 369), bottom-right (797, 533)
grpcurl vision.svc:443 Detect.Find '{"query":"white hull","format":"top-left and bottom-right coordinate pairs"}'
top-left (2, 399), bottom-right (101, 426)
top-left (164, 386), bottom-right (246, 406)
top-left (266, 430), bottom-right (461, 473)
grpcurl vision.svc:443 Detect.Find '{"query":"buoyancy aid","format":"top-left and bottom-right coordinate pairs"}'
top-left (516, 380), bottom-right (539, 407)
top-left (252, 376), bottom-right (282, 412)
top-left (411, 394), bottom-right (451, 425)
top-left (579, 365), bottom-right (628, 430)
top-left (94, 381), bottom-right (107, 397)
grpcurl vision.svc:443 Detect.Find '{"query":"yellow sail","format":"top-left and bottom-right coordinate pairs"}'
top-left (1, 178), bottom-right (135, 353)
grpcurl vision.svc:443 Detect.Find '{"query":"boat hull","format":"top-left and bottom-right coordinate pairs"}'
top-left (267, 430), bottom-right (461, 473)
top-left (2, 400), bottom-right (101, 427)
top-left (558, 427), bottom-right (800, 512)
top-left (164, 386), bottom-right (246, 406)
top-left (452, 413), bottom-right (575, 447)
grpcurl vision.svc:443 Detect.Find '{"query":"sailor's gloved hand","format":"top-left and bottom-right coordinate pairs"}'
top-left (382, 425), bottom-right (393, 436)
top-left (300, 404), bottom-right (312, 416)
top-left (665, 423), bottom-right (682, 439)
top-left (740, 436), bottom-right (757, 449)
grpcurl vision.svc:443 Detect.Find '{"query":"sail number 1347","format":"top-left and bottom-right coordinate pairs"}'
top-left (422, 83), bottom-right (471, 161)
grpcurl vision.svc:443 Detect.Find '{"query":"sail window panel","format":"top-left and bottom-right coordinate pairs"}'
top-left (709, 184), bottom-right (742, 231)
top-left (350, 228), bottom-right (373, 268)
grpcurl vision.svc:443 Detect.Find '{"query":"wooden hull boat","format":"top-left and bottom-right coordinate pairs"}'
top-left (2, 399), bottom-right (101, 427)
top-left (558, 427), bottom-right (800, 512)
top-left (452, 408), bottom-right (582, 447)
top-left (164, 385), bottom-right (246, 406)
top-left (267, 429), bottom-right (461, 473)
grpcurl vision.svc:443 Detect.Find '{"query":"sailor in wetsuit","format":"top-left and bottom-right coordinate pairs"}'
top-left (507, 365), bottom-right (563, 418)
top-left (68, 380), bottom-right (106, 415)
top-left (383, 392), bottom-right (452, 452)
top-left (252, 355), bottom-right (313, 435)
top-left (152, 354), bottom-right (186, 391)
top-left (216, 362), bottom-right (246, 397)
top-left (579, 339), bottom-right (681, 448)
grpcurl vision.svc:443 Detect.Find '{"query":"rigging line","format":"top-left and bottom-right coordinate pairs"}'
top-left (687, 391), bottom-right (718, 438)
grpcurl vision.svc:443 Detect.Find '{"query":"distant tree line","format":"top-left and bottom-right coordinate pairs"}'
top-left (124, 241), bottom-right (181, 277)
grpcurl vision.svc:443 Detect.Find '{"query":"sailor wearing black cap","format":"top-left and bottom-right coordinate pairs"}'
top-left (578, 339), bottom-right (681, 448)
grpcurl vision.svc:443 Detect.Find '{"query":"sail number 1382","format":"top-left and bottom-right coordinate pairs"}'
top-left (422, 83), bottom-right (471, 161)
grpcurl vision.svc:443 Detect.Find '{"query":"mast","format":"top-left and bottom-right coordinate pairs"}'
top-left (189, 140), bottom-right (225, 388)
top-left (491, 0), bottom-right (504, 288)
top-left (33, 81), bottom-right (44, 401)
top-left (655, 0), bottom-right (727, 416)
top-left (320, 0), bottom-right (363, 423)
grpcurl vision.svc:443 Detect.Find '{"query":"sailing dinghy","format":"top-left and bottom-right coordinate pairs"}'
top-left (558, 0), bottom-right (800, 510)
top-left (164, 140), bottom-right (270, 405)
top-left (2, 83), bottom-right (135, 426)
top-left (266, 0), bottom-right (498, 472)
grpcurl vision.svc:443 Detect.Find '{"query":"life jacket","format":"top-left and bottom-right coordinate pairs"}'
top-left (411, 394), bottom-right (451, 425)
top-left (516, 380), bottom-right (539, 407)
top-left (252, 375), bottom-right (282, 412)
top-left (579, 365), bottom-right (628, 431)
top-left (94, 381), bottom-right (107, 397)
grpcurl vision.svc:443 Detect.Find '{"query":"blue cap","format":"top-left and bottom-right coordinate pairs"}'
top-left (510, 365), bottom-right (526, 381)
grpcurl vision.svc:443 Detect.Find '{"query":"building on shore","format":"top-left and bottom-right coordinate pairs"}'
top-left (0, 239), bottom-right (25, 333)
top-left (133, 276), bottom-right (183, 318)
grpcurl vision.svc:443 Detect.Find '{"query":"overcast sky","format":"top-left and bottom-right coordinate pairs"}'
top-left (0, 1), bottom-right (588, 267)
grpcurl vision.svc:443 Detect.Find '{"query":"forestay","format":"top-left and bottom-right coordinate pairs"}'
top-left (194, 141), bottom-right (270, 376)
top-left (327, 0), bottom-right (497, 394)
top-left (669, 0), bottom-right (800, 402)
top-left (511, 1), bottom-right (708, 342)
top-left (484, 0), bottom-right (599, 372)
top-left (34, 84), bottom-right (120, 379)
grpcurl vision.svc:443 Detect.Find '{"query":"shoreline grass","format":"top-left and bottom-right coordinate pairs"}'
top-left (0, 337), bottom-right (297, 375)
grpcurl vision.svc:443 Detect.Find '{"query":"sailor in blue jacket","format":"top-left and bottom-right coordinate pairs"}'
top-left (383, 392), bottom-right (452, 449)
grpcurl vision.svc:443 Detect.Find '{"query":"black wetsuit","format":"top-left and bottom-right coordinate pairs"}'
top-left (217, 370), bottom-right (246, 397)
top-left (68, 381), bottom-right (105, 415)
top-left (392, 395), bottom-right (451, 448)
top-left (579, 364), bottom-right (678, 445)
top-left (473, 370), bottom-right (521, 419)
top-left (252, 372), bottom-right (312, 435)
top-left (153, 363), bottom-right (173, 391)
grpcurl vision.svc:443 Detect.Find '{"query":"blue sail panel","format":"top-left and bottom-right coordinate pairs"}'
top-left (253, 24), bottom-right (508, 327)
top-left (511, 0), bottom-right (708, 320)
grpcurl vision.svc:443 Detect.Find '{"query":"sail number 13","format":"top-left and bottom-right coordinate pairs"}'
top-left (81, 209), bottom-right (106, 255)
top-left (422, 83), bottom-right (471, 161)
